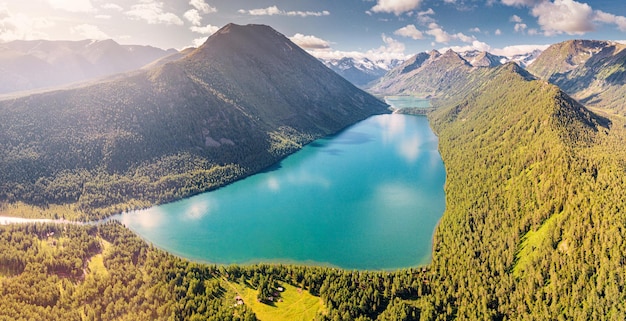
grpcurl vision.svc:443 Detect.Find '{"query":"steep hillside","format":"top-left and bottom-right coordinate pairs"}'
top-left (527, 39), bottom-right (608, 80)
top-left (368, 50), bottom-right (476, 98)
top-left (425, 60), bottom-right (626, 319)
top-left (527, 39), bottom-right (626, 111)
top-left (0, 39), bottom-right (175, 94)
top-left (0, 23), bottom-right (388, 220)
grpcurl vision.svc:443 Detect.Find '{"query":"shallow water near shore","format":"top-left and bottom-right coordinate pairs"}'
top-left (115, 113), bottom-right (446, 270)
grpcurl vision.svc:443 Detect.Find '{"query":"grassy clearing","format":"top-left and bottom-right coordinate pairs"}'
top-left (513, 213), bottom-right (562, 278)
top-left (0, 201), bottom-right (85, 221)
top-left (225, 281), bottom-right (324, 321)
top-left (38, 235), bottom-right (68, 255)
top-left (87, 238), bottom-right (111, 278)
top-left (87, 254), bottom-right (108, 278)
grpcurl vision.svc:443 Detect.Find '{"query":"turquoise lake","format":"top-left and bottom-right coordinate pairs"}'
top-left (115, 114), bottom-right (446, 270)
top-left (384, 96), bottom-right (431, 109)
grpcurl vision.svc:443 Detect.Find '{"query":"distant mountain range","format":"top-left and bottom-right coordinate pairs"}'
top-left (0, 39), bottom-right (176, 94)
top-left (321, 57), bottom-right (402, 87)
top-left (364, 47), bottom-right (547, 96)
top-left (367, 39), bottom-right (626, 112)
top-left (321, 48), bottom-right (542, 88)
top-left (0, 23), bottom-right (388, 218)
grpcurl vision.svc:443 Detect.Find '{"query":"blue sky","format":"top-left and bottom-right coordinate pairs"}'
top-left (2, 0), bottom-right (626, 60)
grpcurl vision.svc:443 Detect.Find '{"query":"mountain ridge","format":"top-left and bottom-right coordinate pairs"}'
top-left (0, 39), bottom-right (176, 94)
top-left (0, 23), bottom-right (389, 219)
top-left (527, 39), bottom-right (626, 112)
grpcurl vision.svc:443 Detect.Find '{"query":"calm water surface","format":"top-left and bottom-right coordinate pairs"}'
top-left (115, 114), bottom-right (445, 270)
top-left (384, 96), bottom-right (431, 109)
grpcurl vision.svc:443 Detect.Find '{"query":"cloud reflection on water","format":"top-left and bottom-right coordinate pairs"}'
top-left (119, 207), bottom-right (165, 229)
top-left (183, 198), bottom-right (214, 221)
top-left (399, 134), bottom-right (422, 163)
top-left (375, 113), bottom-right (407, 145)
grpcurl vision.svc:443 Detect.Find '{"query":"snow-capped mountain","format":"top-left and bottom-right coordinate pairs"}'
top-left (460, 50), bottom-right (506, 67)
top-left (506, 49), bottom-right (544, 67)
top-left (321, 57), bottom-right (403, 87)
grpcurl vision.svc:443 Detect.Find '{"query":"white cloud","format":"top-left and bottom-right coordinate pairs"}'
top-left (192, 36), bottom-right (208, 47)
top-left (514, 23), bottom-right (527, 32)
top-left (417, 8), bottom-right (436, 25)
top-left (423, 23), bottom-right (477, 44)
top-left (71, 24), bottom-right (109, 40)
top-left (101, 3), bottom-right (123, 11)
top-left (379, 34), bottom-right (407, 56)
top-left (289, 33), bottom-right (331, 49)
top-left (426, 23), bottom-right (452, 43)
top-left (190, 24), bottom-right (219, 35)
top-left (443, 40), bottom-right (491, 54)
top-left (495, 29), bottom-right (502, 35)
top-left (47, 0), bottom-right (93, 12)
top-left (95, 15), bottom-right (111, 19)
top-left (531, 0), bottom-right (594, 36)
top-left (455, 32), bottom-right (474, 43)
top-left (594, 10), bottom-right (626, 32)
top-left (394, 24), bottom-right (424, 40)
top-left (239, 6), bottom-right (330, 17)
top-left (184, 9), bottom-right (202, 26)
top-left (491, 44), bottom-right (549, 57)
top-left (371, 0), bottom-right (423, 15)
top-left (305, 34), bottom-right (409, 65)
top-left (0, 5), bottom-right (54, 41)
top-left (126, 0), bottom-right (184, 26)
top-left (501, 0), bottom-right (539, 6)
top-left (240, 6), bottom-right (280, 16)
top-left (510, 15), bottom-right (527, 33)
top-left (469, 27), bottom-right (481, 33)
top-left (503, 0), bottom-right (626, 36)
top-left (189, 0), bottom-right (217, 14)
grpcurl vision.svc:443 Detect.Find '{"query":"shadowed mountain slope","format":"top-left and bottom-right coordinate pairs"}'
top-left (0, 23), bottom-right (388, 219)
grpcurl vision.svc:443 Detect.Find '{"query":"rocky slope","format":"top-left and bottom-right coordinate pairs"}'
top-left (527, 39), bottom-right (626, 111)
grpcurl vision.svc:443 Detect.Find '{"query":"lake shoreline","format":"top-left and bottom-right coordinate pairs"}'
top-left (115, 113), bottom-right (446, 270)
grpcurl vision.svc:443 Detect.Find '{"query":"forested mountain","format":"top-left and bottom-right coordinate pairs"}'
top-left (426, 62), bottom-right (626, 319)
top-left (527, 39), bottom-right (626, 112)
top-left (0, 39), bottom-right (176, 94)
top-left (0, 23), bottom-right (388, 220)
